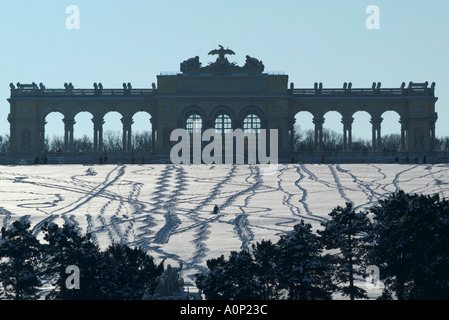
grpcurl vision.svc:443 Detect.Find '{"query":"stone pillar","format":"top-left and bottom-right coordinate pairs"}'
top-left (377, 122), bottom-right (382, 152)
top-left (63, 118), bottom-right (75, 153)
top-left (400, 118), bottom-right (408, 152)
top-left (233, 119), bottom-right (241, 130)
top-left (39, 120), bottom-right (46, 152)
top-left (128, 126), bottom-right (132, 152)
top-left (289, 117), bottom-right (296, 153)
top-left (202, 118), bottom-right (213, 133)
top-left (370, 117), bottom-right (383, 152)
top-left (342, 117), bottom-right (353, 151)
top-left (92, 117), bottom-right (104, 152)
top-left (93, 127), bottom-right (97, 152)
top-left (99, 125), bottom-right (104, 152)
top-left (151, 118), bottom-right (156, 153)
top-left (430, 118), bottom-right (436, 152)
top-left (121, 117), bottom-right (133, 152)
top-left (372, 126), bottom-right (376, 152)
top-left (313, 116), bottom-right (324, 151)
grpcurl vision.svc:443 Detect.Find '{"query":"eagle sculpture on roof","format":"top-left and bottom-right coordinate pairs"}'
top-left (208, 45), bottom-right (235, 60)
top-left (180, 46), bottom-right (264, 74)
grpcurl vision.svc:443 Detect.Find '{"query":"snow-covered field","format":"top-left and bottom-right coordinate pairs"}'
top-left (1, 163), bottom-right (448, 293)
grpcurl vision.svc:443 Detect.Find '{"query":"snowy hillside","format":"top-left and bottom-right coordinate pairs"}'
top-left (0, 163), bottom-right (448, 293)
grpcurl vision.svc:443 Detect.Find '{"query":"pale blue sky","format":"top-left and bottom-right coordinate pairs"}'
top-left (0, 0), bottom-right (448, 141)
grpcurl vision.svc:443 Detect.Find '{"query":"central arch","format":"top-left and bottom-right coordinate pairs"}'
top-left (213, 107), bottom-right (233, 134)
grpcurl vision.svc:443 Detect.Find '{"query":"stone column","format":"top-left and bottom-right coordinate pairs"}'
top-left (128, 126), bottom-right (132, 152)
top-left (63, 118), bottom-right (75, 153)
top-left (151, 118), bottom-right (156, 153)
top-left (202, 118), bottom-right (213, 132)
top-left (92, 117), bottom-right (104, 152)
top-left (99, 125), bottom-right (104, 152)
top-left (342, 117), bottom-right (353, 151)
top-left (400, 118), bottom-right (408, 152)
top-left (39, 120), bottom-right (47, 152)
top-left (377, 121), bottom-right (382, 152)
top-left (430, 119), bottom-right (436, 152)
top-left (121, 117), bottom-right (133, 152)
top-left (289, 117), bottom-right (296, 153)
top-left (370, 117), bottom-right (383, 152)
top-left (313, 116), bottom-right (324, 152)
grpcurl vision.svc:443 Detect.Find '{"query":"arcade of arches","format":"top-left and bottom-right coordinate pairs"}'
top-left (7, 48), bottom-right (438, 163)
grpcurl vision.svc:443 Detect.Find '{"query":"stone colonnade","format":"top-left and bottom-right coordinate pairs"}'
top-left (292, 113), bottom-right (414, 153)
top-left (40, 114), bottom-right (148, 153)
top-left (8, 80), bottom-right (438, 159)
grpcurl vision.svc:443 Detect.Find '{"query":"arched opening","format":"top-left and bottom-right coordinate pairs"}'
top-left (44, 112), bottom-right (65, 154)
top-left (243, 113), bottom-right (261, 134)
top-left (323, 111), bottom-right (343, 152)
top-left (352, 111), bottom-right (372, 153)
top-left (73, 111), bottom-right (94, 153)
top-left (132, 111), bottom-right (152, 153)
top-left (294, 111), bottom-right (314, 152)
top-left (103, 111), bottom-right (123, 152)
top-left (213, 109), bottom-right (233, 163)
top-left (215, 110), bottom-right (232, 134)
top-left (184, 110), bottom-right (203, 163)
top-left (186, 112), bottom-right (202, 134)
top-left (380, 110), bottom-right (401, 155)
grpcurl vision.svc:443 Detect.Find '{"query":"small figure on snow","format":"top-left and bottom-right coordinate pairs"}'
top-left (213, 205), bottom-right (219, 215)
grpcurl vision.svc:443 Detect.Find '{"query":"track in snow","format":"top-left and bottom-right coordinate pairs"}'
top-left (1, 163), bottom-right (449, 287)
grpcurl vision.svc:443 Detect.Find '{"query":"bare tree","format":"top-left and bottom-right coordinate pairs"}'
top-left (46, 135), bottom-right (64, 153)
top-left (74, 135), bottom-right (93, 153)
top-left (103, 130), bottom-right (122, 152)
top-left (0, 134), bottom-right (10, 153)
top-left (132, 131), bottom-right (152, 152)
top-left (322, 128), bottom-right (343, 151)
top-left (381, 133), bottom-right (401, 152)
top-left (434, 136), bottom-right (449, 152)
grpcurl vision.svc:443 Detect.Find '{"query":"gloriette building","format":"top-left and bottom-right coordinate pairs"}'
top-left (7, 46), bottom-right (438, 164)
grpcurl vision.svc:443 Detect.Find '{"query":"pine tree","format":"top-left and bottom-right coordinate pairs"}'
top-left (41, 222), bottom-right (102, 300)
top-left (0, 220), bottom-right (42, 300)
top-left (319, 202), bottom-right (373, 300)
top-left (195, 255), bottom-right (233, 300)
top-left (225, 250), bottom-right (259, 300)
top-left (195, 250), bottom-right (261, 300)
top-left (100, 243), bottom-right (164, 300)
top-left (251, 239), bottom-right (281, 299)
top-left (370, 190), bottom-right (449, 299)
top-left (276, 220), bottom-right (334, 300)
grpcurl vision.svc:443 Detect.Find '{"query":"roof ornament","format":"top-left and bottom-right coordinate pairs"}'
top-left (180, 46), bottom-right (264, 75)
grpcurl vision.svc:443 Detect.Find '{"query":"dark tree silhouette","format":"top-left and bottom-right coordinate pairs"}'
top-left (370, 190), bottom-right (449, 300)
top-left (100, 243), bottom-right (164, 300)
top-left (319, 202), bottom-right (373, 300)
top-left (0, 220), bottom-right (42, 300)
top-left (41, 222), bottom-right (102, 300)
top-left (276, 220), bottom-right (335, 300)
